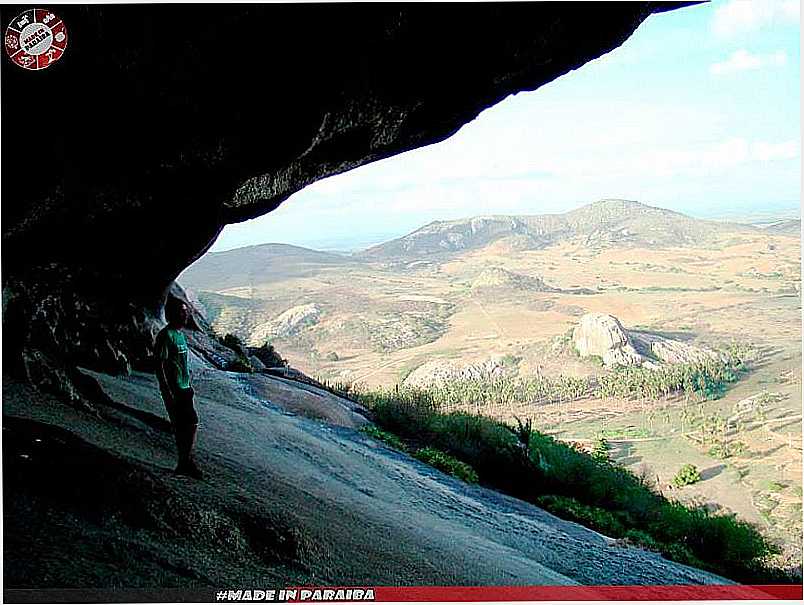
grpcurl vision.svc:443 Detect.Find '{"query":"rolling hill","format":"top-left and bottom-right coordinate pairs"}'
top-left (181, 201), bottom-right (767, 293)
top-left (360, 199), bottom-right (757, 259)
top-left (178, 243), bottom-right (352, 292)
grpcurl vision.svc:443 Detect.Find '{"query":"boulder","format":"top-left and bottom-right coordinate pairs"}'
top-left (572, 313), bottom-right (643, 367)
top-left (643, 335), bottom-right (719, 365)
top-left (572, 313), bottom-right (718, 368)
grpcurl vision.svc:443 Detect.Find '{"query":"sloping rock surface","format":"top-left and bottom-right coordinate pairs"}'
top-left (3, 365), bottom-right (737, 589)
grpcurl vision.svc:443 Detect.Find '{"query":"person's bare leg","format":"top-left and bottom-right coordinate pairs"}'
top-left (174, 425), bottom-right (187, 468)
top-left (186, 423), bottom-right (198, 464)
top-left (175, 424), bottom-right (201, 478)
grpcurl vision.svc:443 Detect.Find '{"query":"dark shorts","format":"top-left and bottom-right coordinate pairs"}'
top-left (165, 387), bottom-right (199, 427)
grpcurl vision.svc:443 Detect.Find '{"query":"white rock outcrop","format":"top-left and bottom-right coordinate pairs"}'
top-left (403, 356), bottom-right (507, 388)
top-left (248, 303), bottom-right (321, 345)
top-left (572, 313), bottom-right (643, 367)
top-left (572, 312), bottom-right (717, 368)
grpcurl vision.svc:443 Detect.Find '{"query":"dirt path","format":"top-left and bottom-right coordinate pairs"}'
top-left (3, 365), bottom-right (743, 590)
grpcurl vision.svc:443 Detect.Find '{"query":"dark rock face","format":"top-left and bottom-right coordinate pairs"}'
top-left (2, 3), bottom-right (684, 384)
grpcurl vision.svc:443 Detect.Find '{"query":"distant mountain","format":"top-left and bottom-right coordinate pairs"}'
top-left (359, 199), bottom-right (756, 259)
top-left (182, 200), bottom-right (765, 293)
top-left (179, 243), bottom-right (351, 291)
top-left (762, 219), bottom-right (801, 236)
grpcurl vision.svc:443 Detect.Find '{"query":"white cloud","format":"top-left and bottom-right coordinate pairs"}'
top-left (710, 49), bottom-right (787, 75)
top-left (713, 0), bottom-right (800, 37)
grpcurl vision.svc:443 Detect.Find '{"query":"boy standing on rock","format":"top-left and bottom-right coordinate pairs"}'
top-left (155, 298), bottom-right (203, 479)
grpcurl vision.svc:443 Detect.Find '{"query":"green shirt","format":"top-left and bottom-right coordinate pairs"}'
top-left (155, 326), bottom-right (191, 394)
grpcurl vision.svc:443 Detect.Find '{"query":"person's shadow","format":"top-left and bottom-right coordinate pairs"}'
top-left (73, 369), bottom-right (173, 434)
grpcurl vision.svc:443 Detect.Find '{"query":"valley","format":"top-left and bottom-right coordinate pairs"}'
top-left (180, 199), bottom-right (802, 572)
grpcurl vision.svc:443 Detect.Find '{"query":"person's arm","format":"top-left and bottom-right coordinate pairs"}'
top-left (155, 332), bottom-right (180, 400)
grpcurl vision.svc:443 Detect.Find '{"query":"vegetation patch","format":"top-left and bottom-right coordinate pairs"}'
top-left (413, 447), bottom-right (479, 484)
top-left (600, 426), bottom-right (652, 439)
top-left (219, 333), bottom-right (256, 373)
top-left (708, 441), bottom-right (746, 459)
top-left (597, 344), bottom-right (753, 402)
top-left (359, 425), bottom-right (408, 452)
top-left (251, 342), bottom-right (286, 368)
top-left (356, 344), bottom-right (754, 414)
top-left (672, 464), bottom-right (702, 488)
top-left (536, 495), bottom-right (626, 537)
top-left (590, 437), bottom-right (611, 463)
top-left (354, 386), bottom-right (783, 583)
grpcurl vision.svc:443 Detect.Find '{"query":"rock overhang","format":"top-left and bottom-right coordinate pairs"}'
top-left (1, 2), bottom-right (696, 380)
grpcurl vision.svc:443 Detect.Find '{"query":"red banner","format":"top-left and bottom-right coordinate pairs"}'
top-left (372, 584), bottom-right (803, 602)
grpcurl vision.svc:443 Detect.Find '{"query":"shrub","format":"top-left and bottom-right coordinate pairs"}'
top-left (221, 333), bottom-right (246, 351)
top-left (414, 447), bottom-right (479, 484)
top-left (587, 354), bottom-right (605, 367)
top-left (673, 464), bottom-right (702, 487)
top-left (360, 425), bottom-right (407, 451)
top-left (226, 354), bottom-right (254, 373)
top-left (591, 437), bottom-right (610, 463)
top-left (708, 441), bottom-right (745, 459)
top-left (660, 542), bottom-right (705, 568)
top-left (623, 529), bottom-right (660, 551)
top-left (499, 354), bottom-right (521, 368)
top-left (536, 495), bottom-right (626, 538)
top-left (250, 342), bottom-right (285, 368)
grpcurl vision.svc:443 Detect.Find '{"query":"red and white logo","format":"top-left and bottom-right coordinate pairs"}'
top-left (5, 9), bottom-right (67, 70)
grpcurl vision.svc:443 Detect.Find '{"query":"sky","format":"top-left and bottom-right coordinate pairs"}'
top-left (212, 0), bottom-right (801, 252)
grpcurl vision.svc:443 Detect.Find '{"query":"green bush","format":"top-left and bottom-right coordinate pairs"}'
top-left (708, 441), bottom-right (745, 459)
top-left (591, 437), bottom-right (610, 463)
top-left (226, 354), bottom-right (254, 373)
top-left (623, 529), bottom-right (660, 551)
top-left (672, 464), bottom-right (702, 487)
top-left (359, 425), bottom-right (407, 451)
top-left (536, 495), bottom-right (626, 537)
top-left (414, 447), bottom-right (479, 484)
top-left (222, 333), bottom-right (245, 351)
top-left (250, 342), bottom-right (285, 367)
top-left (660, 542), bottom-right (705, 568)
top-left (587, 354), bottom-right (605, 367)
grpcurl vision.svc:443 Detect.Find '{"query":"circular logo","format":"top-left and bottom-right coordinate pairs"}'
top-left (5, 9), bottom-right (67, 70)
